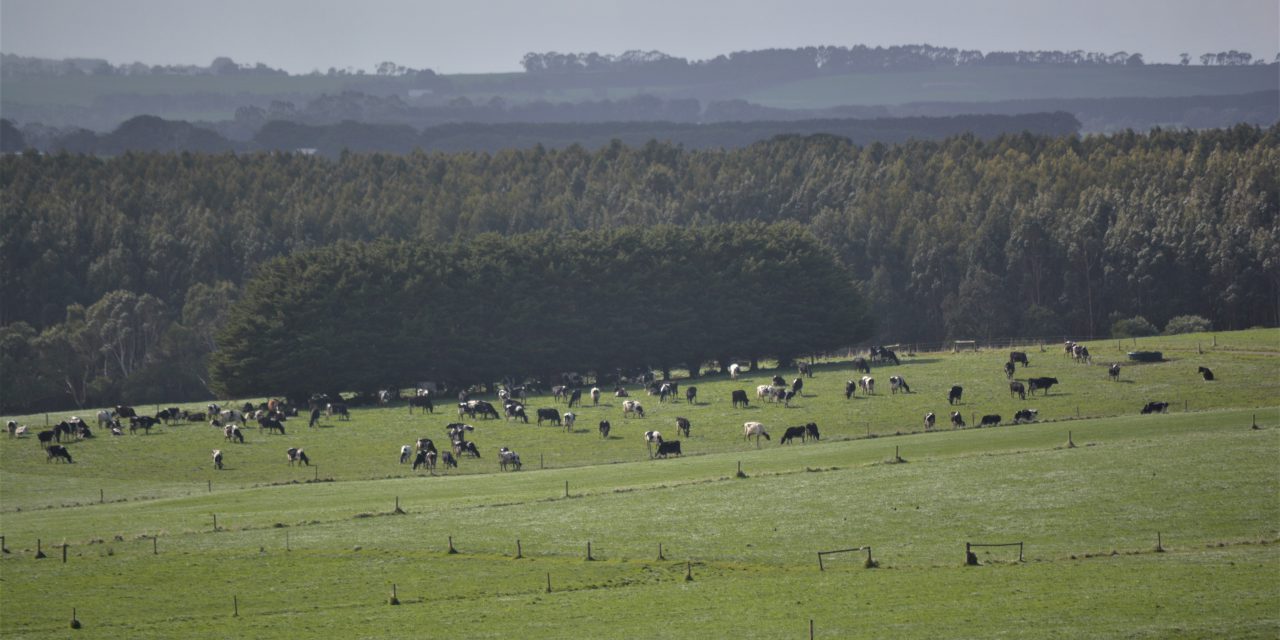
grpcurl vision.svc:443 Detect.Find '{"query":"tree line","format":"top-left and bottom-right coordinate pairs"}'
top-left (1, 125), bottom-right (1276, 411)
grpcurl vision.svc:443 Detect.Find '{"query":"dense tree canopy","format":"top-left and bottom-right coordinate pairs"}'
top-left (208, 224), bottom-right (871, 399)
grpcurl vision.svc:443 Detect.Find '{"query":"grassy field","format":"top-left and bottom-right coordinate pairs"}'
top-left (0, 330), bottom-right (1276, 638)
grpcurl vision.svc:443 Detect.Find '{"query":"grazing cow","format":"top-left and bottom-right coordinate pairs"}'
top-left (622, 400), bottom-right (645, 418)
top-left (805, 422), bottom-right (820, 440)
top-left (114, 405), bottom-right (137, 419)
top-left (47, 445), bottom-right (73, 463)
top-left (287, 447), bottom-right (310, 466)
top-left (948, 385), bottom-right (964, 405)
top-left (158, 407), bottom-right (183, 425)
top-left (97, 410), bottom-right (113, 428)
top-left (1141, 401), bottom-right (1169, 414)
top-left (220, 409), bottom-right (244, 424)
top-left (675, 417), bottom-right (691, 438)
top-left (771, 375), bottom-right (786, 387)
top-left (1027, 377), bottom-right (1059, 396)
top-left (844, 380), bottom-right (857, 400)
top-left (654, 440), bottom-right (682, 458)
top-left (1013, 409), bottom-right (1038, 424)
top-left (783, 390), bottom-right (798, 407)
top-left (685, 386), bottom-right (697, 404)
top-left (743, 422), bottom-right (770, 447)
top-left (130, 416), bottom-right (160, 435)
top-left (498, 447), bottom-right (522, 471)
top-left (1004, 361), bottom-right (1016, 379)
top-left (1108, 363), bottom-right (1121, 381)
top-left (223, 424), bottom-right (244, 443)
top-left (536, 408), bottom-right (562, 426)
top-left (416, 438), bottom-right (438, 455)
top-left (552, 385), bottom-right (569, 402)
top-left (731, 389), bottom-right (749, 408)
top-left (409, 396), bottom-right (435, 414)
top-left (590, 387), bottom-right (601, 405)
top-left (37, 429), bottom-right (56, 447)
top-left (1010, 351), bottom-right (1029, 367)
top-left (924, 412), bottom-right (937, 431)
top-left (889, 375), bottom-right (910, 394)
top-left (568, 389), bottom-right (582, 407)
top-left (791, 378), bottom-right (804, 396)
top-left (757, 384), bottom-right (774, 400)
top-left (440, 451), bottom-right (458, 469)
top-left (729, 363), bottom-right (742, 379)
top-left (212, 449), bottom-right (224, 470)
top-left (413, 449), bottom-right (436, 471)
top-left (852, 357), bottom-right (870, 374)
top-left (780, 425), bottom-right (808, 444)
top-left (563, 412), bottom-right (576, 432)
top-left (308, 407), bottom-right (321, 428)
top-left (456, 441), bottom-right (481, 458)
top-left (1009, 381), bottom-right (1026, 400)
top-left (644, 430), bottom-right (663, 445)
top-left (507, 403), bottom-right (528, 423)
top-left (599, 420), bottom-right (611, 439)
top-left (980, 414), bottom-right (1002, 427)
top-left (798, 362), bottom-right (813, 377)
top-left (1072, 344), bottom-right (1091, 363)
top-left (950, 411), bottom-right (966, 428)
top-left (327, 402), bottom-right (350, 420)
top-left (769, 387), bottom-right (787, 404)
top-left (473, 401), bottom-right (499, 420)
top-left (1198, 366), bottom-right (1214, 381)
top-left (859, 376), bottom-right (875, 395)
top-left (258, 416), bottom-right (286, 435)
top-left (400, 445), bottom-right (412, 464)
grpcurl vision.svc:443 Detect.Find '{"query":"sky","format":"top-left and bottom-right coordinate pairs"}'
top-left (2, 0), bottom-right (1277, 74)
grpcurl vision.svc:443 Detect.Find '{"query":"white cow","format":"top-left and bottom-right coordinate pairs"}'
top-left (859, 376), bottom-right (875, 395)
top-left (590, 387), bottom-right (601, 405)
top-left (729, 363), bottom-right (741, 380)
top-left (756, 384), bottom-right (773, 399)
top-left (623, 400), bottom-right (645, 418)
top-left (400, 444), bottom-right (412, 464)
top-left (563, 412), bottom-right (576, 431)
top-left (743, 422), bottom-right (770, 447)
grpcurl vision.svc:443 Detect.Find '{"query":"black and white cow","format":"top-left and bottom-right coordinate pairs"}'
top-left (1141, 401), bottom-right (1169, 414)
top-left (591, 387), bottom-right (601, 405)
top-left (287, 447), bottom-right (310, 466)
top-left (889, 375), bottom-right (910, 394)
top-left (212, 449), bottom-right (224, 470)
top-left (599, 420), bottom-right (611, 439)
top-left (924, 412), bottom-right (936, 430)
top-left (1004, 361), bottom-right (1016, 379)
top-left (224, 424), bottom-right (244, 443)
top-left (498, 447), bottom-right (522, 471)
top-left (791, 378), bottom-right (804, 396)
top-left (1013, 409), bottom-right (1038, 424)
top-left (622, 400), bottom-right (645, 418)
top-left (568, 389), bottom-right (582, 408)
top-left (1198, 366), bottom-right (1214, 381)
top-left (258, 416), bottom-right (286, 435)
top-left (1108, 364), bottom-right (1121, 381)
top-left (47, 445), bottom-right (74, 463)
top-left (845, 380), bottom-right (857, 399)
top-left (950, 411), bottom-right (966, 428)
top-left (675, 417), bottom-right (691, 438)
top-left (779, 425), bottom-right (807, 444)
top-left (130, 415), bottom-right (160, 434)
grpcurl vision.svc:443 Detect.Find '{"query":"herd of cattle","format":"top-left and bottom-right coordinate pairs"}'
top-left (8, 340), bottom-right (1215, 472)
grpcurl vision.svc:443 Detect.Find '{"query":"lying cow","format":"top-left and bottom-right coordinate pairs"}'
top-left (1141, 401), bottom-right (1169, 414)
top-left (980, 414), bottom-right (1002, 427)
top-left (654, 440), bottom-right (682, 458)
top-left (1013, 409), bottom-right (1038, 423)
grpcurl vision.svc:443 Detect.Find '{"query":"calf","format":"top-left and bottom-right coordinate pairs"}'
top-left (400, 444), bottom-right (413, 464)
top-left (1009, 381), bottom-right (1026, 400)
top-left (536, 408), bottom-right (561, 426)
top-left (1108, 363), bottom-right (1121, 381)
top-left (948, 385), bottom-right (963, 405)
top-left (286, 447), bottom-right (310, 466)
top-left (212, 449), bottom-right (224, 470)
top-left (1027, 377), bottom-right (1059, 396)
top-left (950, 411), bottom-right (966, 428)
top-left (47, 445), bottom-right (73, 463)
top-left (685, 386), bottom-right (697, 404)
top-left (599, 420), bottom-right (611, 439)
top-left (1141, 401), bottom-right (1169, 414)
top-left (1009, 351), bottom-right (1029, 367)
top-left (731, 389), bottom-right (749, 408)
top-left (1198, 366), bottom-right (1214, 381)
top-left (675, 417), bottom-right (691, 438)
top-left (654, 440), bottom-right (682, 458)
top-left (980, 414), bottom-right (1002, 427)
top-left (1013, 409), bottom-right (1038, 424)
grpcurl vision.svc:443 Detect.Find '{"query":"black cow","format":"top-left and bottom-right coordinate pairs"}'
top-left (328, 402), bottom-right (350, 420)
top-left (1004, 361), bottom-right (1016, 379)
top-left (114, 405), bottom-right (137, 419)
top-left (731, 390), bottom-right (749, 408)
top-left (685, 386), bottom-right (698, 404)
top-left (309, 407), bottom-right (322, 428)
top-left (1108, 363), bottom-right (1121, 381)
top-left (1013, 409), bottom-right (1038, 423)
top-left (536, 408), bottom-right (561, 426)
top-left (1009, 381), bottom-right (1026, 400)
top-left (1198, 366), bottom-right (1214, 381)
top-left (130, 415), bottom-right (160, 434)
top-left (948, 385), bottom-right (963, 405)
top-left (473, 401), bottom-right (499, 420)
top-left (1028, 377), bottom-right (1059, 396)
top-left (568, 389), bottom-right (582, 407)
top-left (413, 449), bottom-right (436, 471)
top-left (852, 357), bottom-right (870, 374)
top-left (1141, 401), bottom-right (1169, 414)
top-left (599, 420), bottom-right (611, 439)
top-left (881, 349), bottom-right (900, 365)
top-left (780, 425), bottom-right (807, 444)
top-left (676, 417), bottom-right (691, 438)
top-left (185, 411), bottom-right (207, 422)
top-left (950, 411), bottom-right (966, 428)
top-left (980, 414), bottom-right (1002, 427)
top-left (36, 429), bottom-right (56, 447)
top-left (157, 407), bottom-right (182, 425)
top-left (47, 445), bottom-right (74, 463)
top-left (805, 422), bottom-right (820, 440)
top-left (410, 396), bottom-right (435, 414)
top-left (654, 440), bottom-right (682, 458)
top-left (1010, 351), bottom-right (1029, 367)
top-left (771, 375), bottom-right (786, 387)
top-left (259, 416), bottom-right (286, 435)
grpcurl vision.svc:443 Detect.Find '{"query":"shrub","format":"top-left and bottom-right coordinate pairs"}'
top-left (1164, 315), bottom-right (1212, 335)
top-left (1111, 315), bottom-right (1159, 338)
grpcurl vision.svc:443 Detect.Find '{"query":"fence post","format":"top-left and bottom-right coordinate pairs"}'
top-left (448, 535), bottom-right (458, 554)
top-left (153, 536), bottom-right (158, 555)
top-left (233, 595), bottom-right (238, 617)
top-left (516, 539), bottom-right (522, 559)
top-left (817, 552), bottom-right (824, 571)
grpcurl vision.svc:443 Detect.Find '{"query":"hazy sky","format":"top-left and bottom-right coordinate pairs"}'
top-left (2, 0), bottom-right (1277, 74)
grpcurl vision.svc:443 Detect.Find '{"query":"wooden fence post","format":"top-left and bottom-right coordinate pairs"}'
top-left (233, 595), bottom-right (238, 617)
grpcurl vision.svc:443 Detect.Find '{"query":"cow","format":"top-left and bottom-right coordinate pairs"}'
top-left (287, 447), bottom-right (310, 466)
top-left (791, 378), bottom-right (804, 396)
top-left (498, 447), bottom-right (522, 471)
top-left (654, 440), bottom-right (682, 458)
top-left (805, 422), bottom-right (820, 440)
top-left (212, 449), bottom-right (224, 470)
top-left (158, 407), bottom-right (183, 425)
top-left (37, 429), bottom-right (56, 447)
top-left (845, 380), bottom-right (857, 399)
top-left (783, 390), bottom-right (797, 407)
top-left (950, 411), bottom-right (966, 428)
top-left (6, 420), bottom-right (16, 438)
top-left (507, 403), bottom-right (529, 423)
top-left (614, 386), bottom-right (629, 398)
top-left (568, 389), bottom-right (583, 407)
top-left (400, 445), bottom-right (413, 464)
top-left (47, 445), bottom-right (73, 463)
top-left (456, 441), bottom-right (481, 458)
top-left (729, 363), bottom-right (742, 379)
top-left (1028, 377), bottom-right (1059, 396)
top-left (220, 409), bottom-right (244, 424)
top-left (416, 438), bottom-right (438, 456)
top-left (948, 385), bottom-right (963, 405)
top-left (224, 424), bottom-right (244, 443)
top-left (889, 375), bottom-right (910, 394)
top-left (308, 407), bottom-right (322, 428)
top-left (114, 405), bottom-right (137, 419)
top-left (852, 357), bottom-right (870, 374)
top-left (130, 415), bottom-right (160, 435)
top-left (780, 425), bottom-right (808, 444)
top-left (685, 386), bottom-right (698, 404)
top-left (413, 449), bottom-right (436, 471)
top-left (536, 408), bottom-right (561, 426)
top-left (644, 430), bottom-right (663, 444)
top-left (675, 417), bottom-right (691, 438)
top-left (552, 385), bottom-right (569, 402)
top-left (622, 400), bottom-right (645, 418)
top-left (1004, 361), bottom-right (1016, 379)
top-left (731, 390), bottom-right (749, 408)
top-left (599, 420), bottom-right (611, 439)
top-left (1009, 381), bottom-right (1026, 400)
top-left (409, 396), bottom-right (435, 414)
top-left (757, 384), bottom-right (774, 400)
top-left (258, 416), bottom-right (286, 435)
top-left (440, 451), bottom-right (458, 469)
top-left (1072, 344), bottom-right (1091, 363)
top-left (186, 411), bottom-right (207, 422)
top-left (1108, 363), bottom-right (1121, 381)
top-left (924, 412), bottom-right (936, 431)
top-left (327, 402), bottom-right (350, 420)
top-left (980, 414), bottom-right (1002, 427)
top-left (1198, 366), bottom-right (1214, 381)
top-left (96, 410), bottom-right (113, 428)
top-left (859, 376), bottom-right (875, 395)
top-left (563, 412), bottom-right (576, 432)
top-left (771, 375), bottom-right (786, 387)
top-left (590, 387), bottom-right (601, 405)
top-left (743, 422), bottom-right (770, 447)
top-left (798, 362), bottom-right (813, 377)
top-left (1141, 401), bottom-right (1169, 414)
top-left (1010, 351), bottom-right (1029, 367)
top-left (1013, 409), bottom-right (1038, 424)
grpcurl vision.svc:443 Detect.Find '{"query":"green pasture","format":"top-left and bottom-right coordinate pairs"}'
top-left (0, 330), bottom-right (1277, 638)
